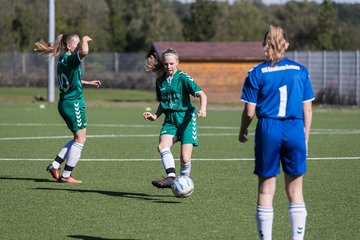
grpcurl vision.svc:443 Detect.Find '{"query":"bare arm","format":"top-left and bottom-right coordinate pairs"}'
top-left (196, 91), bottom-right (207, 118)
top-left (81, 79), bottom-right (101, 88)
top-left (78, 36), bottom-right (92, 60)
top-left (143, 104), bottom-right (163, 121)
top-left (303, 101), bottom-right (313, 156)
top-left (239, 103), bottom-right (256, 143)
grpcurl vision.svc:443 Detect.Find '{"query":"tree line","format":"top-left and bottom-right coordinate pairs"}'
top-left (1, 0), bottom-right (359, 53)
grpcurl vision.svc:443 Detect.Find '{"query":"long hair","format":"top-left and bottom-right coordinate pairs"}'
top-left (145, 48), bottom-right (179, 76)
top-left (263, 25), bottom-right (289, 66)
top-left (34, 33), bottom-right (78, 57)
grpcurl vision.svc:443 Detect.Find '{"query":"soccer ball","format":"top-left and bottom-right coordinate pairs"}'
top-left (171, 175), bottom-right (194, 198)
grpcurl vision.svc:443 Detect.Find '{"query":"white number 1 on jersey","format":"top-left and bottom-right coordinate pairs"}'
top-left (278, 85), bottom-right (287, 117)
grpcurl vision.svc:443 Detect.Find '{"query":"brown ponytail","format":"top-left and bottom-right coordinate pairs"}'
top-left (145, 52), bottom-right (164, 76)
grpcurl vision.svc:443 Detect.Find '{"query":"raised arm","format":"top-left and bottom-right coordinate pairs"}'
top-left (78, 36), bottom-right (92, 60)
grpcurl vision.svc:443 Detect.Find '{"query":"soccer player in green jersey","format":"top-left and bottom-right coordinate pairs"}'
top-left (34, 33), bottom-right (101, 183)
top-left (143, 48), bottom-right (207, 188)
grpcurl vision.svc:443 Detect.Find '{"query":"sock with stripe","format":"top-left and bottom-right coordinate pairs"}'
top-left (62, 142), bottom-right (84, 178)
top-left (52, 140), bottom-right (74, 169)
top-left (256, 205), bottom-right (274, 240)
top-left (180, 162), bottom-right (191, 176)
top-left (289, 203), bottom-right (307, 240)
top-left (160, 148), bottom-right (176, 178)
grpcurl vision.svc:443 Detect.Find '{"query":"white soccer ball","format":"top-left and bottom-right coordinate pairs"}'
top-left (171, 175), bottom-right (194, 198)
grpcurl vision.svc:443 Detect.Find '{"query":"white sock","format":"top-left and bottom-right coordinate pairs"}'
top-left (160, 148), bottom-right (176, 177)
top-left (256, 206), bottom-right (274, 240)
top-left (62, 142), bottom-right (83, 178)
top-left (180, 162), bottom-right (191, 176)
top-left (289, 203), bottom-right (307, 240)
top-left (52, 140), bottom-right (74, 169)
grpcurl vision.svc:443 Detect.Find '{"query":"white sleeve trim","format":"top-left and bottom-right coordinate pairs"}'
top-left (240, 99), bottom-right (257, 105)
top-left (303, 97), bottom-right (315, 103)
top-left (77, 52), bottom-right (83, 62)
top-left (195, 90), bottom-right (203, 96)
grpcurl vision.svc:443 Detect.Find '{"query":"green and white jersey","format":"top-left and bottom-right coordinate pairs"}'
top-left (57, 52), bottom-right (83, 100)
top-left (156, 69), bottom-right (202, 111)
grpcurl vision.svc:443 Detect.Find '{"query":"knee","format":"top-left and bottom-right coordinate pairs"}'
top-left (75, 134), bottom-right (86, 145)
top-left (157, 144), bottom-right (168, 152)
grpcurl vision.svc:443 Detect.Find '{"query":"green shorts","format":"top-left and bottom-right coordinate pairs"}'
top-left (58, 96), bottom-right (87, 132)
top-left (160, 108), bottom-right (198, 146)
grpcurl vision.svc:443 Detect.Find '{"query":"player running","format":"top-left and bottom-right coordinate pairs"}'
top-left (143, 48), bottom-right (207, 188)
top-left (34, 33), bottom-right (101, 183)
top-left (239, 25), bottom-right (314, 240)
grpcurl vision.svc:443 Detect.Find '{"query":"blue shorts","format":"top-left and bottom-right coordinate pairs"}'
top-left (254, 118), bottom-right (306, 177)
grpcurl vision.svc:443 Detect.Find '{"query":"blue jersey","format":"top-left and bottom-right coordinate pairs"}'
top-left (241, 58), bottom-right (314, 119)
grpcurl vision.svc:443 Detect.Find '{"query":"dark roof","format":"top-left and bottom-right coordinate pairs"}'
top-left (151, 41), bottom-right (265, 61)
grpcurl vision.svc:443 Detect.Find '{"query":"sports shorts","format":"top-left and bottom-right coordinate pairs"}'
top-left (160, 108), bottom-right (198, 146)
top-left (254, 118), bottom-right (306, 177)
top-left (58, 95), bottom-right (87, 133)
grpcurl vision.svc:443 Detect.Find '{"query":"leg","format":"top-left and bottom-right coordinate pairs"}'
top-left (157, 134), bottom-right (177, 177)
top-left (285, 174), bottom-right (307, 240)
top-left (180, 143), bottom-right (193, 176)
top-left (61, 128), bottom-right (87, 183)
top-left (46, 139), bottom-right (74, 180)
top-left (256, 176), bottom-right (276, 240)
top-left (152, 134), bottom-right (177, 188)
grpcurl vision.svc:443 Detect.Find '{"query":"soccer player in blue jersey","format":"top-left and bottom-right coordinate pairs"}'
top-left (35, 34), bottom-right (101, 183)
top-left (143, 48), bottom-right (207, 188)
top-left (239, 25), bottom-right (314, 240)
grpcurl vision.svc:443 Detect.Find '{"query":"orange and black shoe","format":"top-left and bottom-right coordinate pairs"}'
top-left (46, 164), bottom-right (60, 181)
top-left (59, 175), bottom-right (82, 184)
top-left (152, 176), bottom-right (175, 188)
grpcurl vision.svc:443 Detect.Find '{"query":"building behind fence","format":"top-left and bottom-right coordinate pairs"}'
top-left (0, 51), bottom-right (359, 105)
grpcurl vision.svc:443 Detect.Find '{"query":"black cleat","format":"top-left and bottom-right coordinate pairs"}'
top-left (152, 176), bottom-right (176, 188)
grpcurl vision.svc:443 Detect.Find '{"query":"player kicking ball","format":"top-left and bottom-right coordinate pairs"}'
top-left (143, 48), bottom-right (207, 188)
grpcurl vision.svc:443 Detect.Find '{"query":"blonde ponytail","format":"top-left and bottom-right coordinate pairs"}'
top-left (34, 34), bottom-right (65, 57)
top-left (263, 25), bottom-right (289, 66)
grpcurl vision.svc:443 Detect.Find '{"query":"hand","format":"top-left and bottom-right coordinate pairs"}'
top-left (239, 129), bottom-right (248, 143)
top-left (90, 80), bottom-right (101, 88)
top-left (197, 108), bottom-right (206, 118)
top-left (82, 36), bottom-right (92, 42)
top-left (143, 112), bottom-right (157, 121)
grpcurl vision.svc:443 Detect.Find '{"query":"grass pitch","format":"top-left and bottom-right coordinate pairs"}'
top-left (0, 87), bottom-right (359, 239)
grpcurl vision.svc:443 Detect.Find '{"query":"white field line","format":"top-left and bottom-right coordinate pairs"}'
top-left (1, 122), bottom-right (359, 132)
top-left (0, 157), bottom-right (359, 162)
top-left (1, 129), bottom-right (360, 141)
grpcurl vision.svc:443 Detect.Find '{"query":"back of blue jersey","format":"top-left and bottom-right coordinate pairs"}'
top-left (241, 58), bottom-right (314, 119)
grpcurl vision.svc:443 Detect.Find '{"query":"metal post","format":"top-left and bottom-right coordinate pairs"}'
top-left (48, 0), bottom-right (55, 103)
top-left (307, 51), bottom-right (311, 74)
top-left (338, 51), bottom-right (342, 103)
top-left (114, 52), bottom-right (119, 77)
top-left (356, 50), bottom-right (359, 106)
top-left (323, 51), bottom-right (326, 90)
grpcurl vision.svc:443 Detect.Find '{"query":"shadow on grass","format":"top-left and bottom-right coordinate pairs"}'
top-left (68, 235), bottom-right (139, 240)
top-left (35, 187), bottom-right (181, 204)
top-left (0, 176), bottom-right (54, 183)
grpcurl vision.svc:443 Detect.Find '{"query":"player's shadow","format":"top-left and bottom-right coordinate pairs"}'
top-left (68, 235), bottom-right (139, 240)
top-left (0, 176), bottom-right (54, 183)
top-left (35, 187), bottom-right (181, 204)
